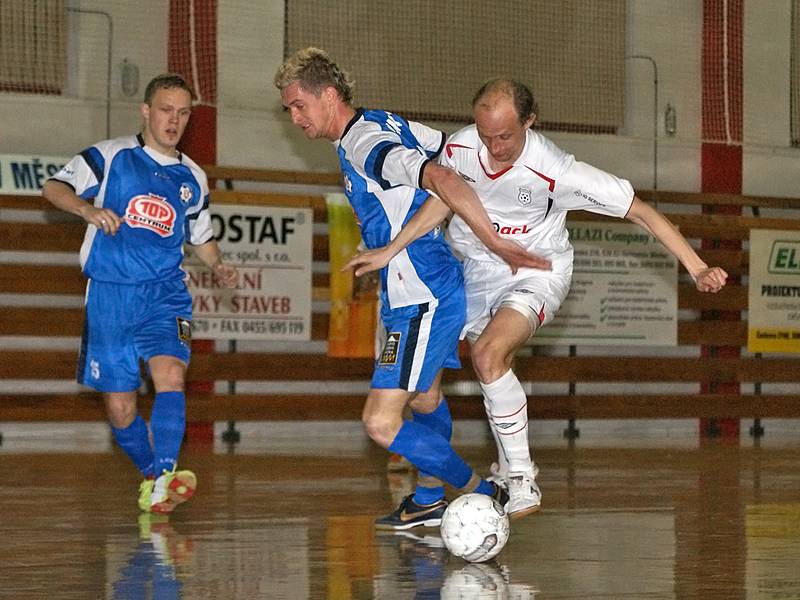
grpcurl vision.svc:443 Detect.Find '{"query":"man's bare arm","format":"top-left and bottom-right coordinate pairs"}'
top-left (421, 162), bottom-right (550, 273)
top-left (626, 197), bottom-right (727, 293)
top-left (42, 180), bottom-right (122, 236)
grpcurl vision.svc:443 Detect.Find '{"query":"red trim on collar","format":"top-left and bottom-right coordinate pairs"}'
top-left (445, 142), bottom-right (473, 158)
top-left (478, 154), bottom-right (513, 180)
top-left (525, 166), bottom-right (555, 192)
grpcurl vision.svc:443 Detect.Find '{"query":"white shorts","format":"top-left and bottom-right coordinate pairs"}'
top-left (461, 259), bottom-right (572, 342)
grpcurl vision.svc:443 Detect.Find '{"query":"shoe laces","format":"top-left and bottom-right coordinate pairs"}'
top-left (508, 472), bottom-right (541, 498)
top-left (398, 494), bottom-right (416, 511)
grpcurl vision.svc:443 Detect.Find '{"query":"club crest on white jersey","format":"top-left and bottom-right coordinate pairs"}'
top-left (518, 187), bottom-right (532, 206)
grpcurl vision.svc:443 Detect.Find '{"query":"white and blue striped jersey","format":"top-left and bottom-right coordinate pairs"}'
top-left (51, 134), bottom-right (214, 284)
top-left (335, 109), bottom-right (462, 309)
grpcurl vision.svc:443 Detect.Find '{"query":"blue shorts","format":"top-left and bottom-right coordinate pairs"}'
top-left (77, 279), bottom-right (193, 392)
top-left (372, 291), bottom-right (465, 393)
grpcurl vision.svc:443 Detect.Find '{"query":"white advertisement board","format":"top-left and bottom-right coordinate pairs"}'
top-left (532, 221), bottom-right (678, 346)
top-left (0, 154), bottom-right (69, 195)
top-left (184, 204), bottom-right (313, 341)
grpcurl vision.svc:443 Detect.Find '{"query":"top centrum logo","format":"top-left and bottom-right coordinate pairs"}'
top-left (125, 194), bottom-right (176, 236)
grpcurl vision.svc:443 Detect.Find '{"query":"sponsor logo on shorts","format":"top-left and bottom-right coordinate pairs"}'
top-left (177, 317), bottom-right (192, 343)
top-left (512, 288), bottom-right (534, 294)
top-left (179, 183), bottom-right (193, 204)
top-left (379, 332), bottom-right (401, 365)
top-left (125, 193), bottom-right (176, 237)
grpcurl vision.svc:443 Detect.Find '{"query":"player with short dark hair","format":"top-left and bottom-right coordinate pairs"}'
top-left (42, 73), bottom-right (239, 514)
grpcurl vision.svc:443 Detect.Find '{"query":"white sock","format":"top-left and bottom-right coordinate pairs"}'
top-left (483, 396), bottom-right (509, 475)
top-left (480, 369), bottom-right (532, 474)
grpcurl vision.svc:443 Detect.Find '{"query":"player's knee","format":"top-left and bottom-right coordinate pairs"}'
top-left (151, 361), bottom-right (186, 392)
top-left (471, 342), bottom-right (506, 384)
top-left (105, 396), bottom-right (136, 428)
top-left (362, 413), bottom-right (387, 446)
top-left (160, 374), bottom-right (185, 392)
top-left (408, 390), bottom-right (440, 414)
top-left (362, 412), bottom-right (399, 448)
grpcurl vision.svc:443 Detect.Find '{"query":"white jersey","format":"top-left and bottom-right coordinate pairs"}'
top-left (441, 126), bottom-right (634, 274)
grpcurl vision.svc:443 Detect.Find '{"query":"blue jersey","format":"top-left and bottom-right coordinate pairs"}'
top-left (51, 134), bottom-right (213, 284)
top-left (336, 109), bottom-right (463, 309)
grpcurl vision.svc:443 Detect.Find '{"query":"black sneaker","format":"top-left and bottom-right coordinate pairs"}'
top-left (490, 481), bottom-right (510, 512)
top-left (374, 494), bottom-right (448, 530)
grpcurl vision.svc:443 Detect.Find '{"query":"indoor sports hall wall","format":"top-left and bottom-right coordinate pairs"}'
top-left (2, 1), bottom-right (799, 424)
top-left (0, 0), bottom-right (799, 196)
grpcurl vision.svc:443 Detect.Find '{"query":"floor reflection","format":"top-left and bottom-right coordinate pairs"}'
top-left (1, 426), bottom-right (800, 599)
top-left (109, 515), bottom-right (190, 599)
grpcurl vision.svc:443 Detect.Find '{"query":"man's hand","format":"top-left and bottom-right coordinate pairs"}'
top-left (491, 238), bottom-right (552, 274)
top-left (693, 266), bottom-right (728, 293)
top-left (213, 262), bottom-right (239, 288)
top-left (78, 204), bottom-right (122, 236)
top-left (343, 247), bottom-right (393, 277)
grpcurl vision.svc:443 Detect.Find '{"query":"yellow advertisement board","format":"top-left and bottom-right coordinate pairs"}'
top-left (326, 193), bottom-right (378, 358)
top-left (748, 230), bottom-right (800, 353)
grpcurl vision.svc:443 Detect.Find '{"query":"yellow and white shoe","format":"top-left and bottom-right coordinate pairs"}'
top-left (150, 469), bottom-right (197, 514)
top-left (138, 478), bottom-right (155, 512)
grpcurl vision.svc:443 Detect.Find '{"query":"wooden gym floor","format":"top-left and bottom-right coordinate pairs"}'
top-left (0, 420), bottom-right (798, 599)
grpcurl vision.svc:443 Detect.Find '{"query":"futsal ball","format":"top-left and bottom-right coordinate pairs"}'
top-left (440, 493), bottom-right (510, 563)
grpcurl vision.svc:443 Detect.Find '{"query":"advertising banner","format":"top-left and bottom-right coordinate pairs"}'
top-left (325, 193), bottom-right (378, 358)
top-left (533, 220), bottom-right (678, 346)
top-left (0, 154), bottom-right (69, 195)
top-left (748, 229), bottom-right (800, 353)
top-left (184, 204), bottom-right (313, 341)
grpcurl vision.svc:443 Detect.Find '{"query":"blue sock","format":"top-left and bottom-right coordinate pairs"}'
top-left (412, 397), bottom-right (452, 441)
top-left (111, 415), bottom-right (154, 477)
top-left (388, 421), bottom-right (474, 489)
top-left (474, 479), bottom-right (494, 495)
top-left (150, 391), bottom-right (186, 474)
top-left (411, 398), bottom-right (452, 504)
